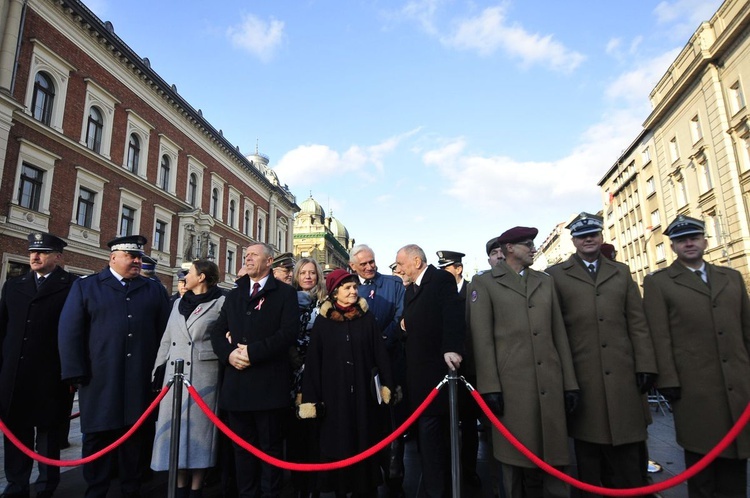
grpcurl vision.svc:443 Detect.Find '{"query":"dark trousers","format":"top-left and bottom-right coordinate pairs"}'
top-left (685, 450), bottom-right (747, 498)
top-left (418, 414), bottom-right (449, 498)
top-left (574, 439), bottom-right (644, 497)
top-left (501, 463), bottom-right (569, 498)
top-left (82, 426), bottom-right (144, 498)
top-left (228, 408), bottom-right (285, 498)
top-left (3, 423), bottom-right (60, 495)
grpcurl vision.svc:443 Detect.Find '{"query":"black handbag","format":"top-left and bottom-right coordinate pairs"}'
top-left (152, 362), bottom-right (167, 392)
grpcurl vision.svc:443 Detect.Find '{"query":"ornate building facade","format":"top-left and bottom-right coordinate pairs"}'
top-left (599, 0), bottom-right (750, 286)
top-left (0, 0), bottom-right (298, 289)
top-left (292, 195), bottom-right (354, 271)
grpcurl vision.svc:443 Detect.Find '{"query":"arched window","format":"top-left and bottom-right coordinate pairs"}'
top-left (211, 188), bottom-right (219, 218)
top-left (257, 218), bottom-right (264, 242)
top-left (244, 210), bottom-right (251, 236)
top-left (159, 155), bottom-right (170, 190)
top-left (86, 107), bottom-right (104, 152)
top-left (188, 173), bottom-right (197, 207)
top-left (126, 134), bottom-right (140, 173)
top-left (229, 200), bottom-right (236, 228)
top-left (31, 72), bottom-right (54, 124)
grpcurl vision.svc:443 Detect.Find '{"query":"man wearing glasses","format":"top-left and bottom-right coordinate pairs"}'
top-left (470, 226), bottom-right (578, 498)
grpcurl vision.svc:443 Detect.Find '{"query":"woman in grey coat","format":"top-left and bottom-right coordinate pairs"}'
top-left (151, 259), bottom-right (225, 498)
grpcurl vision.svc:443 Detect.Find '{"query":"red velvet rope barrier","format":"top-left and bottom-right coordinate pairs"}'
top-left (0, 385), bottom-right (170, 467)
top-left (187, 384), bottom-right (435, 471)
top-left (471, 389), bottom-right (750, 496)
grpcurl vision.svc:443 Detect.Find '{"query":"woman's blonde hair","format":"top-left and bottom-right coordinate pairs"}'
top-left (293, 258), bottom-right (327, 303)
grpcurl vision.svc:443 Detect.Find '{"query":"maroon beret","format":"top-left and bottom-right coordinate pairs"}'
top-left (325, 268), bottom-right (356, 294)
top-left (497, 226), bottom-right (538, 245)
top-left (600, 243), bottom-right (616, 260)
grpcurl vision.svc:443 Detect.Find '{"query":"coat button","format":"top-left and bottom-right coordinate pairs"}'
top-left (186, 361), bottom-right (191, 366)
top-left (171, 361), bottom-right (174, 365)
top-left (188, 342), bottom-right (192, 346)
top-left (128, 334), bottom-right (132, 337)
top-left (128, 314), bottom-right (132, 318)
top-left (173, 342), bottom-right (177, 346)
top-left (126, 353), bottom-right (131, 357)
top-left (602, 344), bottom-right (607, 348)
top-left (246, 311), bottom-right (251, 315)
top-left (126, 297), bottom-right (131, 301)
top-left (537, 361), bottom-right (542, 365)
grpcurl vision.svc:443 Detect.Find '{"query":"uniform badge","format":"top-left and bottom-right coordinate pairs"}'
top-left (471, 290), bottom-right (478, 302)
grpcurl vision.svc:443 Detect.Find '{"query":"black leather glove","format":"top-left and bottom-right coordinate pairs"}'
top-left (658, 386), bottom-right (681, 403)
top-left (482, 392), bottom-right (504, 418)
top-left (636, 372), bottom-right (657, 394)
top-left (564, 390), bottom-right (581, 415)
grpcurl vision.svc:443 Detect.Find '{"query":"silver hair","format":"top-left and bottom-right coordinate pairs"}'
top-left (349, 244), bottom-right (375, 263)
top-left (399, 244), bottom-right (427, 264)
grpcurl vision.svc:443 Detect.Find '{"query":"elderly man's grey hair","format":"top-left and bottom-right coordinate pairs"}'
top-left (399, 244), bottom-right (427, 264)
top-left (349, 244), bottom-right (375, 263)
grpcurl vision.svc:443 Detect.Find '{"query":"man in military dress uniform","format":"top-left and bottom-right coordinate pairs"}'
top-left (349, 244), bottom-right (407, 496)
top-left (0, 232), bottom-right (75, 498)
top-left (485, 236), bottom-right (505, 269)
top-left (271, 252), bottom-right (295, 285)
top-left (643, 215), bottom-right (750, 498)
top-left (546, 213), bottom-right (657, 495)
top-left (470, 227), bottom-right (578, 498)
top-left (59, 235), bottom-right (170, 498)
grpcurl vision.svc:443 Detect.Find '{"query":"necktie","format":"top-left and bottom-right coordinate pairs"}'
top-left (36, 276), bottom-right (46, 289)
top-left (250, 282), bottom-right (261, 299)
top-left (588, 263), bottom-right (596, 275)
top-left (364, 279), bottom-right (373, 285)
top-left (695, 270), bottom-right (709, 286)
top-left (122, 278), bottom-right (130, 289)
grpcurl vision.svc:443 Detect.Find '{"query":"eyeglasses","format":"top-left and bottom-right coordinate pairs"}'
top-left (515, 240), bottom-right (536, 250)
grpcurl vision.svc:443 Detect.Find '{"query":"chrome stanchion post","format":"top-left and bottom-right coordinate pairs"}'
top-left (167, 359), bottom-right (184, 498)
top-left (448, 369), bottom-right (462, 498)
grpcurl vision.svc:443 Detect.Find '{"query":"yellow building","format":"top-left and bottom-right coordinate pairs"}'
top-left (599, 0), bottom-right (750, 286)
top-left (292, 195), bottom-right (354, 271)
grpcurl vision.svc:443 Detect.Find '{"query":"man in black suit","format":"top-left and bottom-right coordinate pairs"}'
top-left (395, 244), bottom-right (465, 498)
top-left (0, 232), bottom-right (76, 498)
top-left (210, 242), bottom-right (298, 497)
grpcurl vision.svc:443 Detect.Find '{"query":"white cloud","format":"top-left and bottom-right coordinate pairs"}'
top-left (226, 14), bottom-right (285, 62)
top-left (604, 48), bottom-right (680, 103)
top-left (441, 6), bottom-right (585, 72)
top-left (397, 0), bottom-right (446, 35)
top-left (274, 129), bottom-right (420, 187)
top-left (654, 0), bottom-right (724, 39)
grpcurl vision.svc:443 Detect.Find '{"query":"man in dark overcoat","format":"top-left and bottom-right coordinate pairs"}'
top-left (349, 244), bottom-right (407, 495)
top-left (470, 226), bottom-right (579, 498)
top-left (0, 232), bottom-right (75, 498)
top-left (643, 215), bottom-right (750, 498)
top-left (210, 242), bottom-right (298, 497)
top-left (547, 213), bottom-right (657, 495)
top-left (395, 244), bottom-right (465, 498)
top-left (58, 235), bottom-right (170, 498)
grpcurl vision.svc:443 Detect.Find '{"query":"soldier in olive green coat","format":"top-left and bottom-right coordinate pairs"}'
top-left (547, 213), bottom-right (657, 494)
top-left (643, 215), bottom-right (750, 498)
top-left (471, 226), bottom-right (579, 498)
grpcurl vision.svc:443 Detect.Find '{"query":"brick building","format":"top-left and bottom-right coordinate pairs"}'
top-left (0, 0), bottom-right (298, 290)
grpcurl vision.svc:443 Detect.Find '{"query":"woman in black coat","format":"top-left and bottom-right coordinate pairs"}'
top-left (300, 269), bottom-right (393, 498)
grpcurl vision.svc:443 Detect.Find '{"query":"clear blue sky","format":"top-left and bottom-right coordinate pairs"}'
top-left (85, 0), bottom-right (723, 275)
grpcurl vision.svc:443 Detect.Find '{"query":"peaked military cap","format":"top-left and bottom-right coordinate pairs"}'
top-left (497, 226), bottom-right (538, 245)
top-left (108, 235), bottom-right (147, 254)
top-left (485, 236), bottom-right (501, 255)
top-left (27, 232), bottom-right (67, 252)
top-left (176, 269), bottom-right (188, 281)
top-left (272, 252), bottom-right (296, 269)
top-left (567, 212), bottom-right (604, 237)
top-left (436, 250), bottom-right (465, 268)
top-left (664, 214), bottom-right (705, 239)
top-left (141, 255), bottom-right (158, 271)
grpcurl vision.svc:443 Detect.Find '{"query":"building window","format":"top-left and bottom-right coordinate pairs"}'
top-left (86, 107), bottom-right (103, 152)
top-left (229, 200), bottom-right (236, 228)
top-left (257, 218), bottom-right (264, 242)
top-left (18, 164), bottom-right (44, 211)
top-left (31, 72), bottom-right (54, 125)
top-left (702, 161), bottom-right (713, 192)
top-left (154, 219), bottom-right (167, 252)
top-left (188, 173), bottom-right (198, 207)
top-left (126, 134), bottom-right (140, 173)
top-left (656, 243), bottom-right (666, 261)
top-left (676, 180), bottom-right (688, 207)
top-left (226, 250), bottom-right (235, 274)
top-left (244, 210), bottom-right (251, 236)
top-left (642, 147), bottom-right (651, 164)
top-left (120, 205), bottom-right (136, 236)
top-left (690, 115), bottom-right (703, 143)
top-left (211, 188), bottom-right (219, 218)
top-left (669, 137), bottom-right (679, 163)
top-left (651, 209), bottom-right (661, 228)
top-left (76, 187), bottom-right (96, 228)
top-left (729, 80), bottom-right (746, 115)
top-left (159, 155), bottom-right (170, 191)
top-left (646, 177), bottom-right (655, 195)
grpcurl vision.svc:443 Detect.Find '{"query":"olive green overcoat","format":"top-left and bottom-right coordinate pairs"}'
top-left (643, 261), bottom-right (750, 458)
top-left (469, 261), bottom-right (578, 467)
top-left (547, 255), bottom-right (657, 446)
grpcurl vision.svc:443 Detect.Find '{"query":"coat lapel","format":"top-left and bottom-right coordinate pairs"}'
top-left (185, 297), bottom-right (221, 329)
top-left (667, 261), bottom-right (711, 296)
top-left (526, 270), bottom-right (542, 298)
top-left (595, 257), bottom-right (618, 287)
top-left (707, 264), bottom-right (729, 300)
top-left (561, 257), bottom-right (594, 287)
top-left (493, 261), bottom-right (526, 297)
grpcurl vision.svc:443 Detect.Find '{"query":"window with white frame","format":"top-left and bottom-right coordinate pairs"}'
top-left (25, 40), bottom-right (75, 132)
top-left (244, 201), bottom-right (255, 237)
top-left (122, 110), bottom-right (152, 180)
top-left (188, 173), bottom-right (198, 207)
top-left (8, 141), bottom-right (59, 232)
top-left (669, 136), bottom-right (680, 163)
top-left (713, 216), bottom-right (724, 245)
top-left (646, 177), bottom-right (655, 195)
top-left (690, 114), bottom-right (703, 143)
top-left (676, 179), bottom-right (688, 207)
top-left (68, 167), bottom-right (108, 246)
top-left (651, 209), bottom-right (661, 228)
top-left (642, 147), bottom-right (651, 164)
top-left (158, 155), bottom-right (170, 191)
top-left (152, 205), bottom-right (175, 257)
top-left (209, 175), bottom-right (225, 222)
top-left (729, 80), bottom-right (746, 115)
top-left (229, 200), bottom-right (236, 228)
top-left (157, 134), bottom-right (180, 194)
top-left (117, 189), bottom-right (145, 237)
top-left (257, 211), bottom-right (267, 242)
top-left (701, 160), bottom-right (713, 192)
top-left (125, 134), bottom-right (140, 174)
top-left (227, 188), bottom-right (241, 230)
top-left (186, 157), bottom-right (205, 210)
top-left (211, 188), bottom-right (219, 218)
top-left (154, 219), bottom-right (168, 252)
top-left (80, 78), bottom-right (118, 158)
top-left (656, 243), bottom-right (666, 261)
